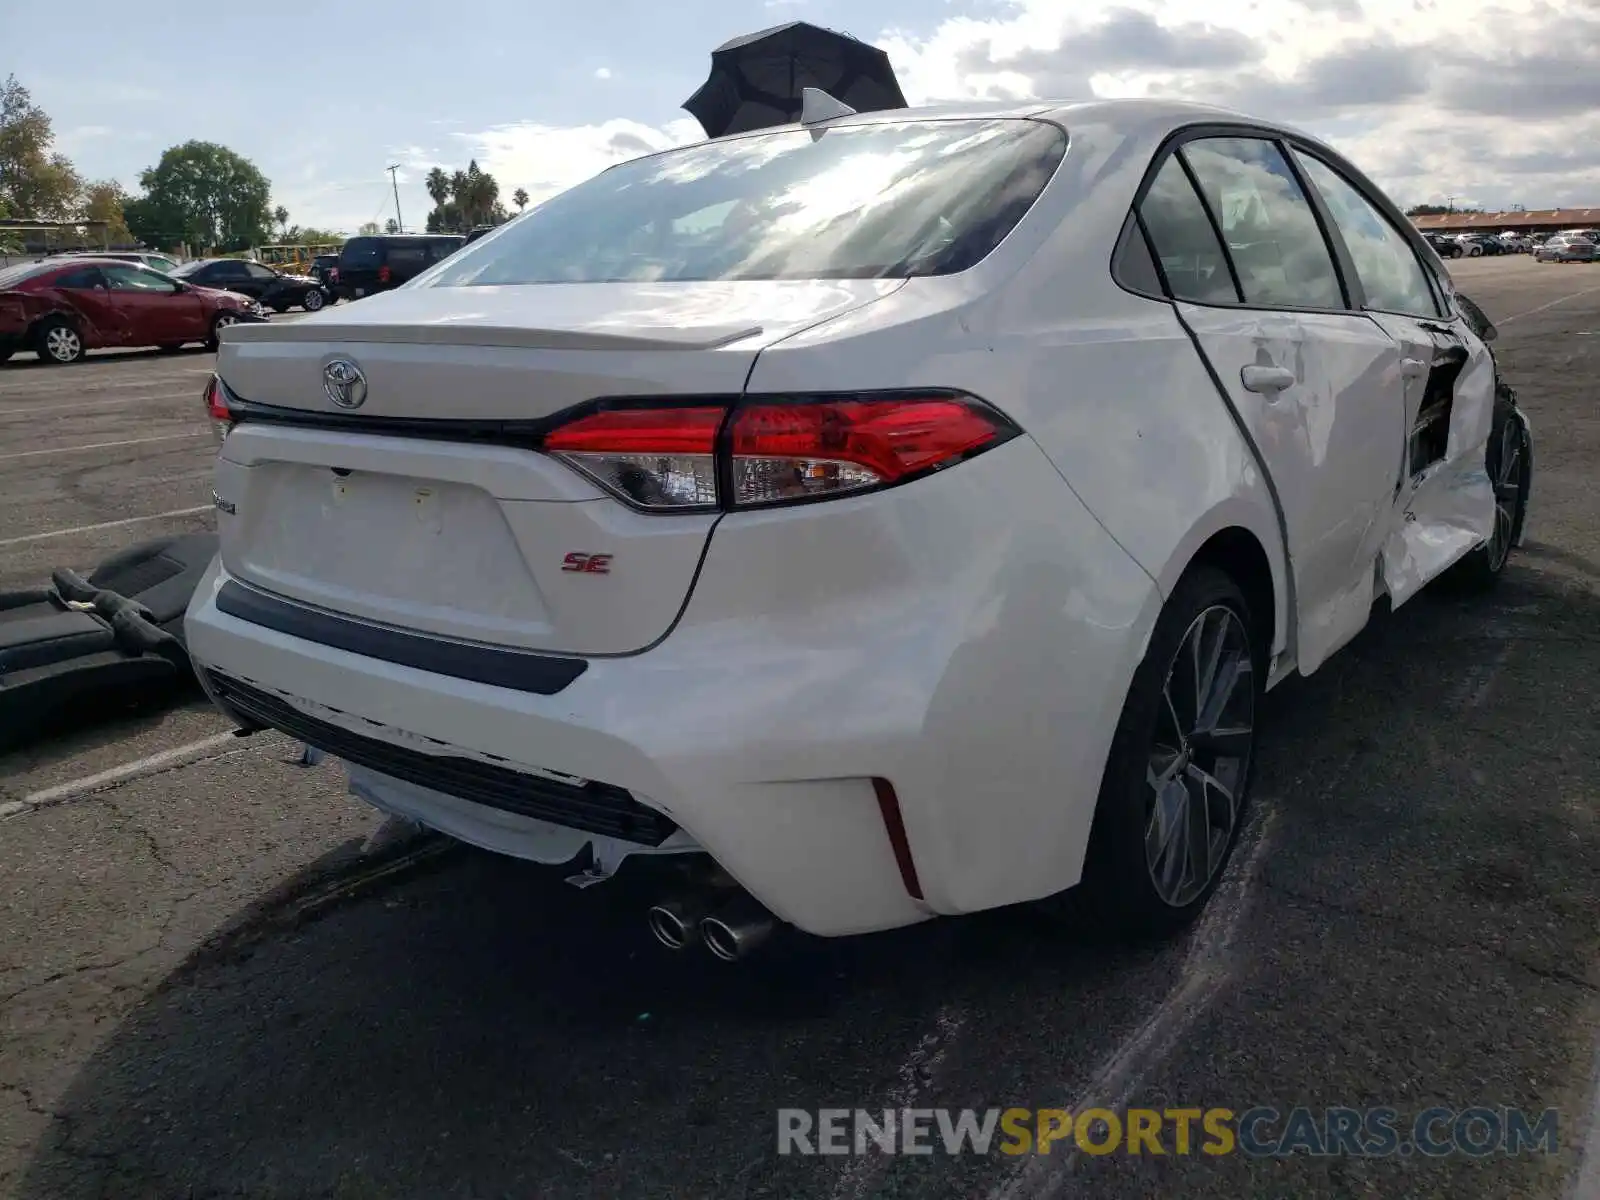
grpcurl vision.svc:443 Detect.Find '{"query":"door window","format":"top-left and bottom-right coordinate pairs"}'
top-left (103, 264), bottom-right (179, 293)
top-left (1291, 151), bottom-right (1442, 318)
top-left (54, 267), bottom-right (104, 289)
top-left (245, 263), bottom-right (279, 281)
top-left (1180, 137), bottom-right (1346, 310)
top-left (1137, 155), bottom-right (1240, 305)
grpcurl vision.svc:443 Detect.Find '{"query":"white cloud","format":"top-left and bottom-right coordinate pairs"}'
top-left (594, 67), bottom-right (612, 80)
top-left (455, 116), bottom-right (704, 206)
top-left (878, 0), bottom-right (1600, 209)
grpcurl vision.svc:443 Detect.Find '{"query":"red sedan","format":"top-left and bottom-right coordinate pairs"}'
top-left (0, 257), bottom-right (266, 365)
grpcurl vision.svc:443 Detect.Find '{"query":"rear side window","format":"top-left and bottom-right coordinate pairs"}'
top-left (340, 238), bottom-right (384, 268)
top-left (1137, 155), bottom-right (1239, 304)
top-left (425, 118), bottom-right (1067, 285)
top-left (54, 267), bottom-right (102, 289)
top-left (1291, 151), bottom-right (1441, 319)
top-left (1180, 137), bottom-right (1345, 310)
top-left (387, 244), bottom-right (429, 269)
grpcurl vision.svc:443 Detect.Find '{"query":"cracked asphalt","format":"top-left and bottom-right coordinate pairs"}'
top-left (1, 259), bottom-right (1597, 1199)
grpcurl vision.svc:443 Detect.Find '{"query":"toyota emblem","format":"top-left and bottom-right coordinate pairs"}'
top-left (323, 358), bottom-right (368, 409)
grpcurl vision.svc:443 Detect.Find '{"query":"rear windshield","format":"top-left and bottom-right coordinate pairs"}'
top-left (424, 118), bottom-right (1068, 286)
top-left (340, 238), bottom-right (384, 268)
top-left (0, 261), bottom-right (55, 288)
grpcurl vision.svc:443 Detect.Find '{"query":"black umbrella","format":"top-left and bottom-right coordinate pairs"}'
top-left (682, 21), bottom-right (907, 139)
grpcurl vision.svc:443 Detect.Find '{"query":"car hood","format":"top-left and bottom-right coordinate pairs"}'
top-left (226, 278), bottom-right (906, 351)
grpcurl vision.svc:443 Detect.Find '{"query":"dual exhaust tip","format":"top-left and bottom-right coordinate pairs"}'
top-left (647, 889), bottom-right (776, 961)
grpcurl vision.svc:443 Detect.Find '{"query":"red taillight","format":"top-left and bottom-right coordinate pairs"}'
top-left (544, 406), bottom-right (725, 511)
top-left (204, 375), bottom-right (239, 445)
top-left (539, 394), bottom-right (1015, 512)
top-left (378, 265), bottom-right (391, 284)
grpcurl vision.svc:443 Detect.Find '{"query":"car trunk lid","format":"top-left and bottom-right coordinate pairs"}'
top-left (212, 279), bottom-right (899, 657)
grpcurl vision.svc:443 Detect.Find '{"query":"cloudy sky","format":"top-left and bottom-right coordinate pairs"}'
top-left (7, 0), bottom-right (1597, 233)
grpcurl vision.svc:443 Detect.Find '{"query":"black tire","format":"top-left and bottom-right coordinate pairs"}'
top-left (158, 343), bottom-right (185, 354)
top-left (205, 312), bottom-right (240, 352)
top-left (1442, 391), bottom-right (1531, 591)
top-left (270, 302), bottom-right (289, 314)
top-left (1041, 565), bottom-right (1263, 938)
top-left (33, 317), bottom-right (84, 364)
top-left (302, 288), bottom-right (325, 312)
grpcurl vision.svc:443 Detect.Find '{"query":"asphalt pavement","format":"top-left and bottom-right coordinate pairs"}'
top-left (0, 261), bottom-right (1596, 1199)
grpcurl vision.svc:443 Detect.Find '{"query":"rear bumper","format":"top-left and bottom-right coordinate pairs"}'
top-left (185, 437), bottom-right (1161, 937)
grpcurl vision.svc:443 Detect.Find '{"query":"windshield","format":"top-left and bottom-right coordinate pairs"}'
top-left (424, 118), bottom-right (1067, 286)
top-left (169, 261), bottom-right (205, 277)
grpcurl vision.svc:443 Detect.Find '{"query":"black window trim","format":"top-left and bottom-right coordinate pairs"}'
top-left (1113, 120), bottom-right (1455, 322)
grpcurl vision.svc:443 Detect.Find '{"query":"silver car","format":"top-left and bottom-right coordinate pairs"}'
top-left (1534, 234), bottom-right (1596, 262)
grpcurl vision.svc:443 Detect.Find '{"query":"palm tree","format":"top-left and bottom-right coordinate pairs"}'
top-left (425, 167), bottom-right (450, 210)
top-left (513, 188), bottom-right (529, 212)
top-left (273, 205), bottom-right (289, 238)
top-left (449, 170), bottom-right (470, 230)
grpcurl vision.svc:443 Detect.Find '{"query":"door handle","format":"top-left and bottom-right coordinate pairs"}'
top-left (1240, 364), bottom-right (1296, 394)
top-left (1400, 357), bottom-right (1430, 380)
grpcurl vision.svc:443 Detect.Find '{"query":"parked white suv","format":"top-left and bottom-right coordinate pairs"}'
top-left (187, 98), bottom-right (1531, 955)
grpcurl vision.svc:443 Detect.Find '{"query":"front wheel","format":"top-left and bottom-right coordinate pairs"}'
top-left (34, 317), bottom-right (84, 364)
top-left (302, 288), bottom-right (325, 312)
top-left (1043, 566), bottom-right (1262, 938)
top-left (206, 311), bottom-right (240, 352)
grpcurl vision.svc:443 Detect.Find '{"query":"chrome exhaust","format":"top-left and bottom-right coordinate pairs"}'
top-left (699, 892), bottom-right (776, 962)
top-left (647, 892), bottom-right (720, 950)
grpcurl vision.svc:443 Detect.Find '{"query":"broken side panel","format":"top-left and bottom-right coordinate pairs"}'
top-left (1366, 315), bottom-right (1496, 607)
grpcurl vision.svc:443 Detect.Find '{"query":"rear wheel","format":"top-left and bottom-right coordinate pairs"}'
top-left (34, 317), bottom-right (84, 364)
top-left (1043, 566), bottom-right (1262, 938)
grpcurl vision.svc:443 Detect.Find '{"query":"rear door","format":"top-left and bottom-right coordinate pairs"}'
top-left (1139, 133), bottom-right (1407, 672)
top-left (50, 266), bottom-right (125, 345)
top-left (1288, 148), bottom-right (1496, 606)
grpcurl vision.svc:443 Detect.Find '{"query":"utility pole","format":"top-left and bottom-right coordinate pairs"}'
top-left (387, 165), bottom-right (403, 233)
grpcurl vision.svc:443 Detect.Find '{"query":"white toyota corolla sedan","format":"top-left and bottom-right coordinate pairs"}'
top-left (186, 96), bottom-right (1533, 957)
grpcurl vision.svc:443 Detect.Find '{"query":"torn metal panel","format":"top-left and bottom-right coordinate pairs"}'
top-left (1365, 316), bottom-right (1496, 606)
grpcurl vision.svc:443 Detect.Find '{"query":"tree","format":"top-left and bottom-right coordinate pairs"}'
top-left (135, 141), bottom-right (273, 252)
top-left (384, 217), bottom-right (399, 234)
top-left (425, 167), bottom-right (450, 210)
top-left (0, 75), bottom-right (83, 219)
top-left (1406, 203), bottom-right (1482, 216)
top-left (80, 180), bottom-right (133, 245)
top-left (273, 205), bottom-right (289, 237)
top-left (513, 187), bottom-right (529, 211)
top-left (358, 221), bottom-right (382, 235)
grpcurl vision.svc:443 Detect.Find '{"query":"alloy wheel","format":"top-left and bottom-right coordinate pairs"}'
top-left (1144, 604), bottom-right (1255, 908)
top-left (304, 289), bottom-right (325, 311)
top-left (45, 326), bottom-right (81, 362)
top-left (1486, 419), bottom-right (1525, 572)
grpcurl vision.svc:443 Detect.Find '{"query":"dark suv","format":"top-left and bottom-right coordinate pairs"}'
top-left (330, 234), bottom-right (465, 300)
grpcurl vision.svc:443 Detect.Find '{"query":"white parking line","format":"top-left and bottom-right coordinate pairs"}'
top-left (1498, 282), bottom-right (1600, 325)
top-left (0, 392), bottom-right (199, 418)
top-left (0, 369), bottom-right (211, 397)
top-left (0, 730), bottom-right (262, 820)
top-left (0, 505), bottom-right (212, 548)
top-left (0, 432), bottom-right (204, 463)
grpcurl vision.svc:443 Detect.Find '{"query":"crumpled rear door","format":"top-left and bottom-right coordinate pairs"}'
top-left (1364, 312), bottom-right (1496, 606)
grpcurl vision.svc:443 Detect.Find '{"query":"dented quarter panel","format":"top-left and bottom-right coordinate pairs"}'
top-left (1175, 303), bottom-right (1406, 673)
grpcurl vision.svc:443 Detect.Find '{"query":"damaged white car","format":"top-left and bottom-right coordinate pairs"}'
top-left (185, 97), bottom-right (1532, 957)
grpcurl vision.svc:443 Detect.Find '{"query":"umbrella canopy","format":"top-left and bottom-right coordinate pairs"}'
top-left (683, 21), bottom-right (908, 139)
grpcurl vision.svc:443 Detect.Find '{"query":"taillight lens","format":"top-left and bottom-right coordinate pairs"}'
top-left (540, 394), bottom-right (1016, 512)
top-left (204, 374), bottom-right (238, 445)
top-left (378, 265), bottom-right (391, 284)
top-left (545, 406), bottom-right (724, 511)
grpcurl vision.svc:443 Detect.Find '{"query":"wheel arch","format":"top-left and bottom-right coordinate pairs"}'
top-left (1151, 503), bottom-right (1289, 677)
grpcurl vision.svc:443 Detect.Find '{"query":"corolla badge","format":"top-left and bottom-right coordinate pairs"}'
top-left (322, 358), bottom-right (368, 409)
